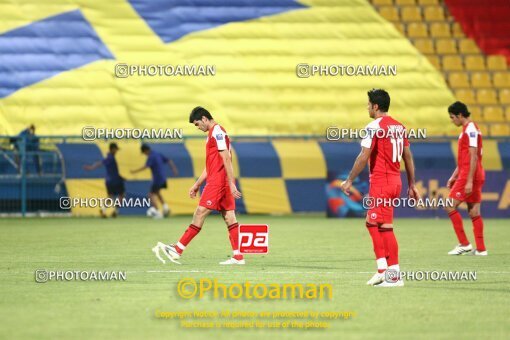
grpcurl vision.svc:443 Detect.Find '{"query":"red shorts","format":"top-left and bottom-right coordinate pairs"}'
top-left (199, 184), bottom-right (235, 211)
top-left (448, 178), bottom-right (484, 203)
top-left (366, 184), bottom-right (401, 225)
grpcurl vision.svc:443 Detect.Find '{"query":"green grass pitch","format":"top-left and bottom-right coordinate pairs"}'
top-left (1, 215), bottom-right (509, 339)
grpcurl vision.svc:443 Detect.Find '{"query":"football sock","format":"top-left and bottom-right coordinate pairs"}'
top-left (379, 227), bottom-right (399, 267)
top-left (448, 210), bottom-right (470, 246)
top-left (471, 216), bottom-right (486, 252)
top-left (366, 223), bottom-right (387, 273)
top-left (163, 204), bottom-right (170, 213)
top-left (228, 222), bottom-right (243, 260)
top-left (175, 224), bottom-right (201, 254)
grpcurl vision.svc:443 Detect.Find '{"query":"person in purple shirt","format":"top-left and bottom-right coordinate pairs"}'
top-left (83, 143), bottom-right (125, 218)
top-left (131, 144), bottom-right (178, 218)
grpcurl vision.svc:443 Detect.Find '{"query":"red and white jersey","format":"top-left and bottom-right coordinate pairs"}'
top-left (206, 124), bottom-right (231, 186)
top-left (457, 121), bottom-right (484, 181)
top-left (360, 115), bottom-right (409, 186)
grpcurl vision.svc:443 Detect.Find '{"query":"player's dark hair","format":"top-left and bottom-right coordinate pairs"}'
top-left (109, 142), bottom-right (119, 151)
top-left (448, 101), bottom-right (470, 118)
top-left (141, 144), bottom-right (150, 152)
top-left (189, 106), bottom-right (213, 123)
top-left (367, 88), bottom-right (390, 112)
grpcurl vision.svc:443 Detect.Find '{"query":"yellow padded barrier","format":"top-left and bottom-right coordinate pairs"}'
top-left (66, 178), bottom-right (107, 216)
top-left (239, 178), bottom-right (291, 214)
top-left (450, 139), bottom-right (502, 171)
top-left (160, 178), bottom-right (200, 215)
top-left (272, 140), bottom-right (327, 179)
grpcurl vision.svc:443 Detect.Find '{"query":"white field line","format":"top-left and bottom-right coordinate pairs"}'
top-left (3, 270), bottom-right (509, 275)
top-left (139, 270), bottom-right (510, 275)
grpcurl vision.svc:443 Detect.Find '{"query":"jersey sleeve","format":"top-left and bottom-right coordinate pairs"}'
top-left (465, 122), bottom-right (478, 148)
top-left (212, 125), bottom-right (227, 151)
top-left (145, 155), bottom-right (153, 167)
top-left (102, 155), bottom-right (112, 166)
top-left (360, 120), bottom-right (380, 149)
top-left (403, 127), bottom-right (410, 147)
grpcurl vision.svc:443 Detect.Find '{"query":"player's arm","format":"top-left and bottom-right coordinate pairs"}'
top-left (167, 159), bottom-right (179, 176)
top-left (189, 168), bottom-right (207, 198)
top-left (130, 165), bottom-right (147, 174)
top-left (465, 147), bottom-right (478, 195)
top-left (340, 146), bottom-right (371, 195)
top-left (219, 150), bottom-right (241, 199)
top-left (447, 166), bottom-right (459, 189)
top-left (402, 146), bottom-right (419, 199)
top-left (83, 161), bottom-right (102, 171)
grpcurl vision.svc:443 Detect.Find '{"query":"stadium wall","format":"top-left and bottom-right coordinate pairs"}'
top-left (53, 140), bottom-right (510, 218)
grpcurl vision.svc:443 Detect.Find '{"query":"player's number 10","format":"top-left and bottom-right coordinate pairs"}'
top-left (390, 137), bottom-right (404, 163)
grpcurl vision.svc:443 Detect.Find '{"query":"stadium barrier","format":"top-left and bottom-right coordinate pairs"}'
top-left (1, 135), bottom-right (508, 218)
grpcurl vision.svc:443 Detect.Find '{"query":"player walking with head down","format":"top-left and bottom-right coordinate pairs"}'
top-left (341, 89), bottom-right (419, 287)
top-left (152, 106), bottom-right (244, 265)
top-left (445, 101), bottom-right (487, 256)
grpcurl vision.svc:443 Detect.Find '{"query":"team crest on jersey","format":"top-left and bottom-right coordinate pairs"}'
top-left (216, 133), bottom-right (224, 140)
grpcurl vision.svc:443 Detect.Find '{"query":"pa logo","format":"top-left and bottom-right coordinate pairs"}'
top-left (239, 224), bottom-right (269, 254)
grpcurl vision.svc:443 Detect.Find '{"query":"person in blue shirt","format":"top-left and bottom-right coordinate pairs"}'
top-left (83, 143), bottom-right (125, 218)
top-left (131, 144), bottom-right (178, 218)
top-left (15, 124), bottom-right (41, 175)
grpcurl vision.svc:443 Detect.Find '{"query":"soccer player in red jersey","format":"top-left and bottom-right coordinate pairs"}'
top-left (445, 101), bottom-right (487, 256)
top-left (152, 107), bottom-right (245, 265)
top-left (341, 89), bottom-right (419, 287)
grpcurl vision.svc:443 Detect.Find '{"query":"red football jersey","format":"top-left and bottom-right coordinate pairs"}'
top-left (205, 124), bottom-right (231, 186)
top-left (457, 121), bottom-right (484, 181)
top-left (360, 116), bottom-right (410, 186)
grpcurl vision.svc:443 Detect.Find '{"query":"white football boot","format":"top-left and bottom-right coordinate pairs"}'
top-left (162, 204), bottom-right (170, 217)
top-left (448, 244), bottom-right (473, 255)
top-left (375, 279), bottom-right (405, 287)
top-left (152, 242), bottom-right (181, 264)
top-left (470, 249), bottom-right (488, 256)
top-left (366, 272), bottom-right (385, 286)
top-left (219, 258), bottom-right (245, 265)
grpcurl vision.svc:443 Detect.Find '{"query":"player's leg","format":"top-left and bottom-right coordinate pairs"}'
top-left (365, 221), bottom-right (387, 286)
top-left (446, 178), bottom-right (473, 253)
top-left (176, 205), bottom-right (211, 254)
top-left (147, 184), bottom-right (163, 218)
top-left (156, 190), bottom-right (170, 217)
top-left (155, 205), bottom-right (212, 264)
top-left (445, 198), bottom-right (472, 255)
top-left (219, 210), bottom-right (245, 265)
top-left (375, 223), bottom-right (405, 287)
top-left (111, 192), bottom-right (124, 218)
top-left (101, 184), bottom-right (112, 218)
top-left (374, 184), bottom-right (404, 287)
top-left (156, 182), bottom-right (170, 216)
top-left (365, 186), bottom-right (388, 285)
top-left (379, 223), bottom-right (398, 271)
top-left (467, 202), bottom-right (487, 255)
